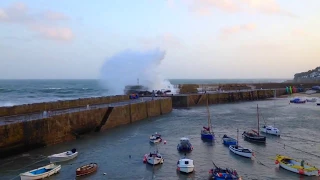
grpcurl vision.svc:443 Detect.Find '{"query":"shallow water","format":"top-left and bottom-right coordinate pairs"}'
top-left (0, 98), bottom-right (320, 180)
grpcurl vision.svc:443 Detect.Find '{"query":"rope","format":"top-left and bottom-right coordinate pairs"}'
top-left (1, 157), bottom-right (48, 172)
top-left (281, 135), bottom-right (320, 144)
top-left (276, 141), bottom-right (320, 158)
top-left (251, 149), bottom-right (272, 168)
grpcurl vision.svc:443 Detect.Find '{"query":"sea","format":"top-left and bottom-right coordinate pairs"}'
top-left (0, 79), bottom-right (287, 107)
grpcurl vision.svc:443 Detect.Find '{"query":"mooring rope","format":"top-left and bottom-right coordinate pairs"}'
top-left (280, 135), bottom-right (320, 144)
top-left (2, 156), bottom-right (48, 172)
top-left (275, 141), bottom-right (320, 158)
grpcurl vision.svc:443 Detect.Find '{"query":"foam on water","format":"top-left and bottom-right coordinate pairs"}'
top-left (99, 48), bottom-right (177, 95)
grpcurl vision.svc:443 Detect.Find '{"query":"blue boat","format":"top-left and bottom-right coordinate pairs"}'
top-left (177, 137), bottom-right (193, 152)
top-left (222, 135), bottom-right (237, 146)
top-left (201, 97), bottom-right (215, 141)
top-left (209, 161), bottom-right (241, 180)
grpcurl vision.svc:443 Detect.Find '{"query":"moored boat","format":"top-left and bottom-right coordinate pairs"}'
top-left (243, 104), bottom-right (266, 143)
top-left (222, 135), bottom-right (237, 146)
top-left (209, 161), bottom-right (241, 180)
top-left (201, 95), bottom-right (215, 141)
top-left (20, 163), bottom-right (61, 180)
top-left (48, 148), bottom-right (78, 163)
top-left (177, 137), bottom-right (193, 152)
top-left (317, 103), bottom-right (320, 106)
top-left (177, 156), bottom-right (195, 174)
top-left (143, 151), bottom-right (164, 165)
top-left (306, 98), bottom-right (317, 102)
top-left (275, 154), bottom-right (320, 176)
top-left (229, 129), bottom-right (253, 158)
top-left (260, 125), bottom-right (280, 136)
top-left (76, 163), bottom-right (98, 177)
top-left (149, 132), bottom-right (162, 143)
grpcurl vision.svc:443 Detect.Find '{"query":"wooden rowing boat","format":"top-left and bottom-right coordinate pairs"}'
top-left (76, 163), bottom-right (98, 177)
top-left (275, 155), bottom-right (320, 176)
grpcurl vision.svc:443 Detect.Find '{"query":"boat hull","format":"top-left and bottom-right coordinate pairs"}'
top-left (229, 145), bottom-right (252, 158)
top-left (48, 152), bottom-right (78, 163)
top-left (222, 137), bottom-right (237, 146)
top-left (201, 133), bottom-right (214, 140)
top-left (243, 133), bottom-right (266, 143)
top-left (20, 164), bottom-right (61, 180)
top-left (177, 166), bottom-right (194, 173)
top-left (76, 163), bottom-right (98, 177)
top-left (144, 154), bottom-right (164, 165)
top-left (260, 127), bottom-right (280, 136)
top-left (275, 155), bottom-right (320, 176)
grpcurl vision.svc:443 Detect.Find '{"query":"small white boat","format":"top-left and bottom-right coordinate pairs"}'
top-left (149, 132), bottom-right (162, 143)
top-left (229, 145), bottom-right (253, 158)
top-left (143, 151), bottom-right (164, 165)
top-left (275, 154), bottom-right (320, 176)
top-left (229, 129), bottom-right (253, 158)
top-left (260, 125), bottom-right (280, 136)
top-left (177, 158), bottom-right (195, 173)
top-left (306, 98), bottom-right (317, 102)
top-left (20, 163), bottom-right (61, 180)
top-left (48, 148), bottom-right (78, 163)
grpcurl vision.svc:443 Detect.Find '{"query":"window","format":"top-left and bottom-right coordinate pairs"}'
top-left (184, 161), bottom-right (189, 165)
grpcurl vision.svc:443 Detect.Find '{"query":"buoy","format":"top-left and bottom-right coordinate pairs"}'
top-left (164, 140), bottom-right (167, 144)
top-left (103, 173), bottom-right (107, 175)
top-left (275, 160), bottom-right (279, 164)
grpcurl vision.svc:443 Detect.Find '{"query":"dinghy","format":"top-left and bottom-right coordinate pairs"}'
top-left (275, 154), bottom-right (320, 176)
top-left (76, 163), bottom-right (98, 177)
top-left (177, 156), bottom-right (195, 174)
top-left (48, 148), bottom-right (78, 163)
top-left (243, 104), bottom-right (266, 143)
top-left (317, 103), bottom-right (320, 106)
top-left (20, 163), bottom-right (61, 180)
top-left (209, 161), bottom-right (241, 180)
top-left (222, 135), bottom-right (237, 146)
top-left (306, 98), bottom-right (317, 102)
top-left (149, 132), bottom-right (162, 143)
top-left (177, 137), bottom-right (193, 152)
top-left (229, 129), bottom-right (253, 158)
top-left (143, 151), bottom-right (164, 165)
top-left (201, 95), bottom-right (215, 141)
top-left (260, 125), bottom-right (280, 136)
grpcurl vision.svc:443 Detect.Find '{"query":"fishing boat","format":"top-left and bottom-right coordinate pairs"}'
top-left (20, 163), bottom-right (61, 180)
top-left (76, 163), bottom-right (98, 177)
top-left (149, 132), bottom-right (162, 143)
top-left (48, 148), bottom-right (78, 163)
top-left (222, 135), bottom-right (237, 146)
top-left (306, 98), bottom-right (317, 102)
top-left (177, 137), bottom-right (193, 152)
top-left (260, 90), bottom-right (281, 136)
top-left (209, 161), bottom-right (241, 180)
top-left (260, 125), bottom-right (280, 136)
top-left (177, 155), bottom-right (195, 174)
top-left (201, 95), bottom-right (215, 141)
top-left (143, 151), bottom-right (164, 165)
top-left (275, 154), bottom-right (320, 176)
top-left (229, 129), bottom-right (253, 158)
top-left (242, 104), bottom-right (266, 143)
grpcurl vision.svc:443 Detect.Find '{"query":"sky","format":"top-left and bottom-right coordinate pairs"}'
top-left (0, 0), bottom-right (319, 79)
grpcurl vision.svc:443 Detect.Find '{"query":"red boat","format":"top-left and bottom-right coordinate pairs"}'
top-left (76, 163), bottom-right (98, 177)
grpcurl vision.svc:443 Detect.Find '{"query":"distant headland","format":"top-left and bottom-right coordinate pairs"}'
top-left (292, 66), bottom-right (320, 83)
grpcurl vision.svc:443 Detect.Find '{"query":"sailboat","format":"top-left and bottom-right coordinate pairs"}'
top-left (242, 104), bottom-right (266, 143)
top-left (260, 90), bottom-right (281, 136)
top-left (229, 129), bottom-right (254, 158)
top-left (201, 95), bottom-right (214, 140)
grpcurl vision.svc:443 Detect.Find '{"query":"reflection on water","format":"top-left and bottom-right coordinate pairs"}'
top-left (1, 98), bottom-right (320, 180)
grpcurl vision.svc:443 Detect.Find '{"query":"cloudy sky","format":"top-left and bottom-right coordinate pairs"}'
top-left (0, 0), bottom-right (319, 79)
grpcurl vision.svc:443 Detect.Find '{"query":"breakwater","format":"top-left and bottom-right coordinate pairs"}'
top-left (0, 97), bottom-right (172, 158)
top-left (171, 89), bottom-right (286, 107)
top-left (0, 95), bottom-right (129, 117)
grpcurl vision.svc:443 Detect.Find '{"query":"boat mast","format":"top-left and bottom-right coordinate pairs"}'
top-left (237, 128), bottom-right (239, 146)
top-left (206, 94), bottom-right (211, 132)
top-left (257, 104), bottom-right (260, 136)
top-left (274, 89), bottom-right (276, 126)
